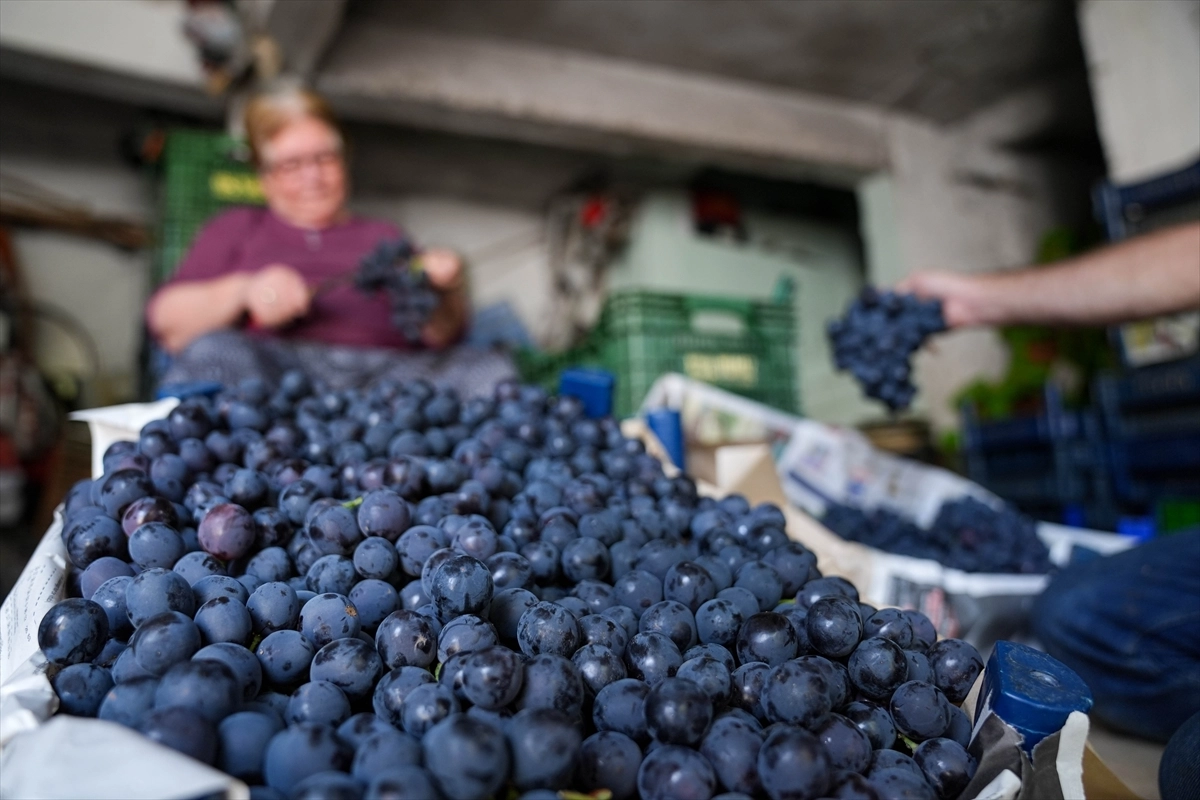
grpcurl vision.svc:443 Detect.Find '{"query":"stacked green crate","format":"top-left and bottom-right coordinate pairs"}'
top-left (753, 300), bottom-right (797, 412)
top-left (155, 129), bottom-right (265, 285)
top-left (519, 290), bottom-right (798, 417)
top-left (602, 292), bottom-right (797, 416)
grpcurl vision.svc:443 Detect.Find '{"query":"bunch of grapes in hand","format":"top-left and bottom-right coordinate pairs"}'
top-left (355, 239), bottom-right (441, 343)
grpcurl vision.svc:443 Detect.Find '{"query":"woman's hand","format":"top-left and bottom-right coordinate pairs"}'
top-left (420, 248), bottom-right (464, 291)
top-left (244, 264), bottom-right (312, 328)
top-left (417, 248), bottom-right (468, 349)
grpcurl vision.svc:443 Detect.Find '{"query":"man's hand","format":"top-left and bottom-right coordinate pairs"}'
top-left (419, 248), bottom-right (464, 292)
top-left (244, 264), bottom-right (312, 328)
top-left (896, 270), bottom-right (987, 329)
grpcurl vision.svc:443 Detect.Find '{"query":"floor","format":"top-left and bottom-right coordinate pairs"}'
top-left (1089, 721), bottom-right (1167, 800)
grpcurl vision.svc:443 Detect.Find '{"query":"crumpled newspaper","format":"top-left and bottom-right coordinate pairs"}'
top-left (0, 717), bottom-right (247, 799)
top-left (0, 516), bottom-right (248, 799)
top-left (0, 511), bottom-right (68, 747)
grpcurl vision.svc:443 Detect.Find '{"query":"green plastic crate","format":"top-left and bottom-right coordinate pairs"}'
top-left (518, 290), bottom-right (798, 417)
top-left (155, 129), bottom-right (265, 285)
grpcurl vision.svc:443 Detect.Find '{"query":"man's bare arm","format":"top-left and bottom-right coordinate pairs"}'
top-left (899, 222), bottom-right (1200, 328)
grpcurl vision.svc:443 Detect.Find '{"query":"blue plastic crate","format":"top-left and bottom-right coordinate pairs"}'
top-left (156, 381), bottom-right (223, 400)
top-left (981, 473), bottom-right (1089, 506)
top-left (1096, 357), bottom-right (1200, 504)
top-left (1118, 406), bottom-right (1200, 437)
top-left (962, 385), bottom-right (1082, 451)
top-left (969, 415), bottom-right (1054, 450)
top-left (1101, 357), bottom-right (1200, 412)
top-left (1093, 157), bottom-right (1200, 242)
top-left (962, 386), bottom-right (1111, 518)
top-left (1124, 434), bottom-right (1200, 472)
top-left (975, 447), bottom-right (1060, 477)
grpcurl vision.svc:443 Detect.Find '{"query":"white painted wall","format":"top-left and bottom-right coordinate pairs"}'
top-left (856, 173), bottom-right (905, 289)
top-left (1079, 0), bottom-right (1200, 182)
top-left (3, 156), bottom-right (153, 405)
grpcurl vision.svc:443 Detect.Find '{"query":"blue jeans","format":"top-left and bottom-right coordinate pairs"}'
top-left (1160, 710), bottom-right (1200, 800)
top-left (1032, 531), bottom-right (1200, 743)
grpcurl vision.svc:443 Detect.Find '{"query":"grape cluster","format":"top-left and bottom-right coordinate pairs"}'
top-left (355, 239), bottom-right (439, 342)
top-left (823, 496), bottom-right (1052, 574)
top-left (41, 373), bottom-right (984, 800)
top-left (826, 288), bottom-right (946, 411)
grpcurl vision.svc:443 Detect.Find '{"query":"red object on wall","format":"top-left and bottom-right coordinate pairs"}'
top-left (691, 189), bottom-right (744, 238)
top-left (580, 196), bottom-right (609, 229)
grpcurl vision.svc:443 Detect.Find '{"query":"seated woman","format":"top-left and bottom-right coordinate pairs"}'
top-left (147, 86), bottom-right (514, 396)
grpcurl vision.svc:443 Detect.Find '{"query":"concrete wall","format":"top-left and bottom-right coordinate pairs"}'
top-left (1079, 0), bottom-right (1200, 182)
top-left (0, 78), bottom-right (159, 405)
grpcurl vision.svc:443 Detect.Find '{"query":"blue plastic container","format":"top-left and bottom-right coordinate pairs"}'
top-left (559, 368), bottom-right (616, 419)
top-left (645, 408), bottom-right (685, 469)
top-left (977, 641), bottom-right (1093, 753)
top-left (1116, 516), bottom-right (1157, 542)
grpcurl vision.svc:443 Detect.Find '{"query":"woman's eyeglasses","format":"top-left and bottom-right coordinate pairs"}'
top-left (262, 149), bottom-right (343, 176)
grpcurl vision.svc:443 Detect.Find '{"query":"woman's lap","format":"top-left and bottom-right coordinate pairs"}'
top-left (161, 331), bottom-right (517, 398)
top-left (159, 330), bottom-right (298, 389)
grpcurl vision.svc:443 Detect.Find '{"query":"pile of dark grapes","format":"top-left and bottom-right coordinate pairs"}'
top-left (355, 239), bottom-right (439, 342)
top-left (826, 288), bottom-right (947, 411)
top-left (823, 497), bottom-right (1052, 574)
top-left (40, 372), bottom-right (985, 800)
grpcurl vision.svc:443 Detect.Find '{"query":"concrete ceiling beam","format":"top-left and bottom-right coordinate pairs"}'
top-left (316, 25), bottom-right (891, 186)
top-left (0, 0), bottom-right (215, 114)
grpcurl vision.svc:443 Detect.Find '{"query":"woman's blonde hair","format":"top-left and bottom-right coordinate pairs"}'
top-left (243, 87), bottom-right (343, 166)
